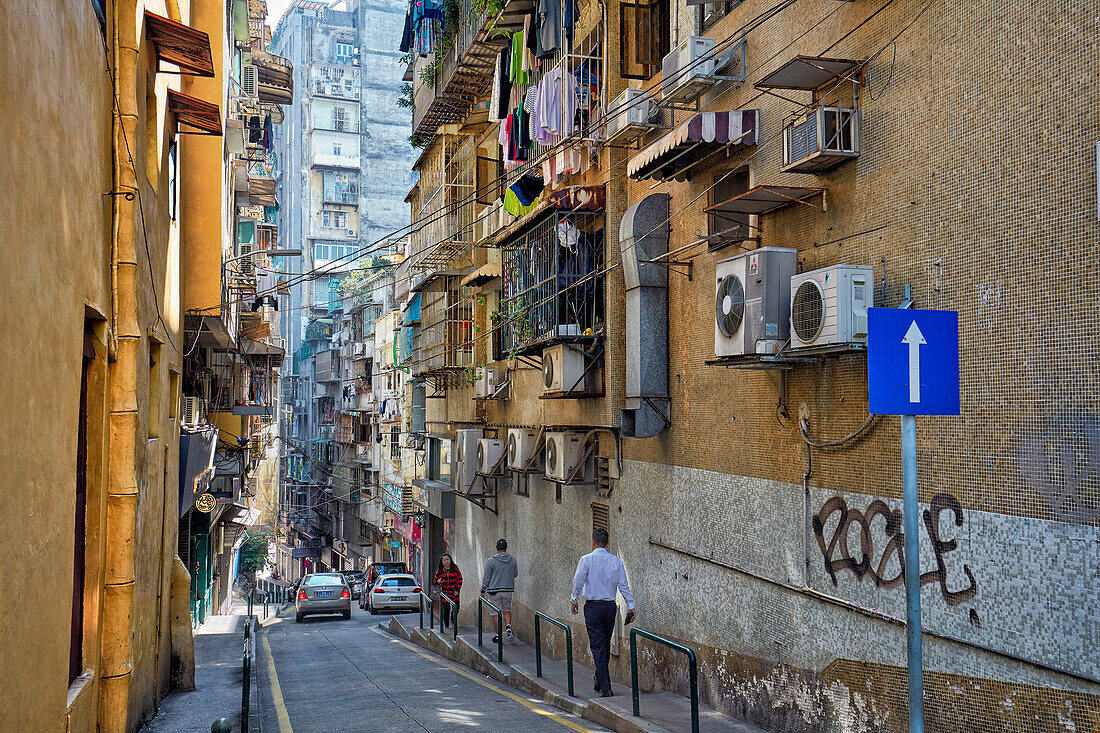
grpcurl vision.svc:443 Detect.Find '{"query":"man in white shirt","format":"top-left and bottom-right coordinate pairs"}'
top-left (571, 528), bottom-right (635, 697)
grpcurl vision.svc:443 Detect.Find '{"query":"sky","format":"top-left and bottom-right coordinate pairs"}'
top-left (267, 0), bottom-right (294, 27)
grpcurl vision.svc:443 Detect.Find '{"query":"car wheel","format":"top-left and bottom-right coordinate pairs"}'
top-left (295, 612), bottom-right (303, 623)
top-left (344, 609), bottom-right (352, 620)
top-left (369, 602), bottom-right (377, 616)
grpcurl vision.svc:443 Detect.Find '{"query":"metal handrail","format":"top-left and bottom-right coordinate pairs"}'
top-left (477, 596), bottom-right (503, 662)
top-left (419, 591), bottom-right (435, 631)
top-left (241, 618), bottom-right (254, 729)
top-left (439, 592), bottom-right (458, 642)
top-left (534, 612), bottom-right (574, 697)
top-left (630, 627), bottom-right (699, 733)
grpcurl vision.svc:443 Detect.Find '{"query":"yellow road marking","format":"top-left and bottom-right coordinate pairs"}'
top-left (370, 626), bottom-right (600, 733)
top-left (262, 634), bottom-right (294, 733)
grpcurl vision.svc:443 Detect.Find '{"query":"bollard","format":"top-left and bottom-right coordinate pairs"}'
top-left (211, 718), bottom-right (232, 733)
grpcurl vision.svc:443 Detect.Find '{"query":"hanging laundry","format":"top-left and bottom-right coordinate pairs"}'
top-left (536, 0), bottom-right (561, 58)
top-left (399, 0), bottom-right (415, 52)
top-left (489, 51), bottom-right (504, 123)
top-left (247, 115), bottom-right (262, 144)
top-left (502, 187), bottom-right (540, 216)
top-left (509, 172), bottom-right (545, 207)
top-left (496, 45), bottom-right (513, 121)
top-left (261, 114), bottom-right (273, 149)
top-left (509, 32), bottom-right (529, 84)
top-left (524, 87), bottom-right (538, 143)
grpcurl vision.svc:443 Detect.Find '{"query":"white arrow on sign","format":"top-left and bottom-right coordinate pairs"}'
top-left (902, 321), bottom-right (926, 403)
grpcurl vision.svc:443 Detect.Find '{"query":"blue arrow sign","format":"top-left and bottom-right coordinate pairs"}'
top-left (868, 308), bottom-right (960, 416)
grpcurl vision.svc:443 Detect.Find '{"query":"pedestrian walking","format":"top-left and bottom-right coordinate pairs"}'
top-left (570, 528), bottom-right (635, 697)
top-left (480, 539), bottom-right (518, 643)
top-left (433, 553), bottom-right (462, 629)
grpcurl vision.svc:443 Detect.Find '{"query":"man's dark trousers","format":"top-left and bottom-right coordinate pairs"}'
top-left (584, 600), bottom-right (617, 693)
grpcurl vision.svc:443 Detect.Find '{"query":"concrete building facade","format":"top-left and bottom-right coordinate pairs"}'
top-left (393, 0), bottom-right (1100, 731)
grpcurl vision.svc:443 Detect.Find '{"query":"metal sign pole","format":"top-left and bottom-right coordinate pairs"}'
top-left (901, 413), bottom-right (924, 733)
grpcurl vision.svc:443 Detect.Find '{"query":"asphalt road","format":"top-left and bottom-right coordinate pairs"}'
top-left (256, 605), bottom-right (609, 733)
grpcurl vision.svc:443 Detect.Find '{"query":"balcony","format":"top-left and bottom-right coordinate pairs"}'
top-left (411, 0), bottom-right (531, 140)
top-left (311, 152), bottom-right (360, 170)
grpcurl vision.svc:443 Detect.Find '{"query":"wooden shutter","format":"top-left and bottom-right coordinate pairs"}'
top-left (476, 155), bottom-right (502, 205)
top-left (620, 0), bottom-right (668, 80)
top-left (708, 168), bottom-right (751, 250)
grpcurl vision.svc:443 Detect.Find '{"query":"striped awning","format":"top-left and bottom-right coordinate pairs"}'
top-left (627, 109), bottom-right (758, 182)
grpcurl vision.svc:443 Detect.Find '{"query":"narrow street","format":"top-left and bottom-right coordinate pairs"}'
top-left (257, 609), bottom-right (608, 732)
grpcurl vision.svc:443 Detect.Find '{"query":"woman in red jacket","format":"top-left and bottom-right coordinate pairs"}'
top-left (433, 553), bottom-right (462, 629)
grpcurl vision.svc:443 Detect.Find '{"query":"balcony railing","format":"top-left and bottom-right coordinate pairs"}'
top-left (411, 0), bottom-right (532, 139)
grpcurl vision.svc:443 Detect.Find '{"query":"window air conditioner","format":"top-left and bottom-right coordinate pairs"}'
top-left (242, 65), bottom-right (258, 99)
top-left (238, 243), bottom-right (255, 276)
top-left (542, 344), bottom-right (588, 395)
top-left (452, 428), bottom-right (482, 489)
top-left (605, 88), bottom-right (657, 143)
top-left (474, 366), bottom-right (501, 398)
top-left (476, 438), bottom-right (504, 475)
top-left (714, 247), bottom-right (797, 357)
top-left (782, 106), bottom-right (861, 174)
top-left (354, 342), bottom-right (366, 356)
top-left (789, 264), bottom-right (874, 350)
top-left (661, 36), bottom-right (716, 105)
top-left (545, 431), bottom-right (585, 483)
top-left (507, 429), bottom-right (541, 471)
top-left (182, 396), bottom-right (205, 429)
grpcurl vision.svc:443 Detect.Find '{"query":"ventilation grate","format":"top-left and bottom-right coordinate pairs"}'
top-left (592, 503), bottom-right (610, 534)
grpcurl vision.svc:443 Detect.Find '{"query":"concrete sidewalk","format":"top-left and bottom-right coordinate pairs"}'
top-left (141, 607), bottom-right (250, 733)
top-left (389, 615), bottom-right (765, 733)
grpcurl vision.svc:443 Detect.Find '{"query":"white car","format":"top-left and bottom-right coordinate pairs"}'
top-left (365, 573), bottom-right (421, 615)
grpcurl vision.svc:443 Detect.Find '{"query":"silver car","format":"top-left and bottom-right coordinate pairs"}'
top-left (365, 573), bottom-right (421, 615)
top-left (295, 573), bottom-right (352, 622)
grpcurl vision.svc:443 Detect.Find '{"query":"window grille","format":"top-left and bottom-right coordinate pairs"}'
top-left (500, 210), bottom-right (605, 355)
top-left (416, 277), bottom-right (473, 375)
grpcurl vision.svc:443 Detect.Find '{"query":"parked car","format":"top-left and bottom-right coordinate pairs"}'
top-left (365, 562), bottom-right (408, 591)
top-left (365, 573), bottom-right (420, 615)
top-left (340, 570), bottom-right (365, 599)
top-left (295, 573), bottom-right (352, 622)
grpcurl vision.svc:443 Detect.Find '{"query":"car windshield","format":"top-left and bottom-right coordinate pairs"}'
top-left (304, 574), bottom-right (345, 586)
top-left (380, 577), bottom-right (416, 588)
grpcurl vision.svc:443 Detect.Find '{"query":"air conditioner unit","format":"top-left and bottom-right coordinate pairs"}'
top-left (476, 438), bottom-right (504, 475)
top-left (542, 344), bottom-right (587, 395)
top-left (346, 229), bottom-right (357, 237)
top-left (605, 88), bottom-right (657, 143)
top-left (382, 514), bottom-right (395, 530)
top-left (507, 429), bottom-right (540, 471)
top-left (789, 264), bottom-right (874, 350)
top-left (661, 36), bottom-right (717, 104)
top-left (354, 342), bottom-right (366, 356)
top-left (545, 431), bottom-right (585, 483)
top-left (452, 428), bottom-right (482, 489)
top-left (782, 106), bottom-right (861, 174)
top-left (182, 396), bottom-right (205, 428)
top-left (474, 366), bottom-right (500, 398)
top-left (714, 247), bottom-right (797, 357)
top-left (241, 65), bottom-right (258, 99)
top-left (238, 243), bottom-right (255, 276)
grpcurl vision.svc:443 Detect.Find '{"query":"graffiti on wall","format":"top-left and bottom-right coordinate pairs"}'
top-left (1016, 415), bottom-right (1100, 526)
top-left (812, 493), bottom-right (977, 606)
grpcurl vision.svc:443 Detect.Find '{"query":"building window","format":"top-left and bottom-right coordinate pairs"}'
top-left (333, 106), bottom-right (348, 132)
top-left (72, 334), bottom-right (93, 684)
top-left (390, 426), bottom-right (400, 460)
top-left (619, 0), bottom-right (669, 80)
top-left (702, 0), bottom-right (742, 31)
top-left (332, 142), bottom-right (342, 156)
top-left (315, 243), bottom-right (329, 260)
top-left (708, 168), bottom-right (751, 250)
top-left (335, 42), bottom-right (354, 65)
top-left (168, 141), bottom-right (178, 220)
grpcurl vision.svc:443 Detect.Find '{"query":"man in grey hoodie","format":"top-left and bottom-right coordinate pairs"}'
top-left (480, 538), bottom-right (518, 642)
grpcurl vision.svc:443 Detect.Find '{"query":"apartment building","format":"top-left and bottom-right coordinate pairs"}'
top-left (396, 0), bottom-right (1100, 731)
top-left (178, 0), bottom-right (292, 625)
top-left (273, 0), bottom-right (415, 577)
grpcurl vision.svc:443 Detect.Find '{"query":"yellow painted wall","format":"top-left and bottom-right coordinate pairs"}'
top-left (0, 0), bottom-right (205, 730)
